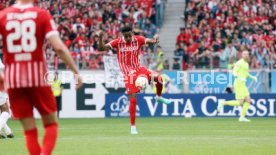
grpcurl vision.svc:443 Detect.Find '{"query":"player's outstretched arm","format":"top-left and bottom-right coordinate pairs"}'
top-left (98, 32), bottom-right (112, 51)
top-left (48, 35), bottom-right (83, 89)
top-left (248, 73), bottom-right (258, 82)
top-left (146, 34), bottom-right (159, 45)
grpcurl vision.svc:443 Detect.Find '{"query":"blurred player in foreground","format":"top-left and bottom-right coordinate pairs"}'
top-left (0, 59), bottom-right (14, 139)
top-left (99, 26), bottom-right (172, 134)
top-left (0, 0), bottom-right (82, 154)
top-left (217, 51), bottom-right (257, 122)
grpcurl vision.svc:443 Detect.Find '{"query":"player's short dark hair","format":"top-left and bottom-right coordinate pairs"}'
top-left (121, 26), bottom-right (133, 33)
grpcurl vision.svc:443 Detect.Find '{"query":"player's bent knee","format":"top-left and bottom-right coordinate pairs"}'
top-left (41, 113), bottom-right (58, 126)
top-left (20, 117), bottom-right (37, 131)
top-left (245, 96), bottom-right (251, 103)
top-left (238, 100), bottom-right (244, 105)
top-left (154, 74), bottom-right (163, 84)
top-left (246, 98), bottom-right (251, 103)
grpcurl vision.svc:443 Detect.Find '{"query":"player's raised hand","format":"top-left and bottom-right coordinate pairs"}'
top-left (153, 34), bottom-right (159, 44)
top-left (252, 76), bottom-right (258, 82)
top-left (99, 31), bottom-right (104, 38)
top-left (154, 34), bottom-right (159, 39)
top-left (147, 36), bottom-right (159, 44)
top-left (98, 31), bottom-right (112, 51)
top-left (153, 38), bottom-right (159, 44)
top-left (75, 74), bottom-right (83, 89)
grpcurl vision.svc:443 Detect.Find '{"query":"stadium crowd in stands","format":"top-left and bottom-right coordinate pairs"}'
top-left (1, 0), bottom-right (275, 71)
top-left (176, 0), bottom-right (275, 70)
top-left (0, 0), bottom-right (160, 70)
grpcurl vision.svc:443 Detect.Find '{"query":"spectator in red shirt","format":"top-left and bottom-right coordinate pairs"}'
top-left (187, 38), bottom-right (198, 56)
top-left (65, 2), bottom-right (76, 18)
top-left (181, 0), bottom-right (275, 69)
top-left (75, 32), bottom-right (87, 48)
top-left (83, 13), bottom-right (93, 28)
top-left (176, 28), bottom-right (185, 44)
top-left (63, 35), bottom-right (72, 48)
top-left (138, 0), bottom-right (153, 18)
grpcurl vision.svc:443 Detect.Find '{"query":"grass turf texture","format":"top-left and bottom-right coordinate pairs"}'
top-left (1, 118), bottom-right (276, 155)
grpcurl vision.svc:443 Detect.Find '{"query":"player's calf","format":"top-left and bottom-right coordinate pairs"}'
top-left (153, 75), bottom-right (172, 104)
top-left (128, 94), bottom-right (139, 135)
top-left (153, 74), bottom-right (163, 97)
top-left (217, 100), bottom-right (242, 113)
top-left (41, 113), bottom-right (58, 155)
top-left (240, 96), bottom-right (251, 122)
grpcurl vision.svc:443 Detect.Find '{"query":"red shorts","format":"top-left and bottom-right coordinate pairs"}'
top-left (124, 67), bottom-right (153, 94)
top-left (8, 87), bottom-right (57, 119)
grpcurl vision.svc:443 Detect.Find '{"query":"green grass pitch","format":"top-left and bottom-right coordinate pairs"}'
top-left (1, 118), bottom-right (276, 155)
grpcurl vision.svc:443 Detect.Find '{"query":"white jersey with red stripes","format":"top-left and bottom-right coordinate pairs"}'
top-left (107, 35), bottom-right (147, 75)
top-left (0, 3), bottom-right (58, 89)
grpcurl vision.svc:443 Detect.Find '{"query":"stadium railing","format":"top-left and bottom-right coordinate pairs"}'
top-left (140, 55), bottom-right (183, 71)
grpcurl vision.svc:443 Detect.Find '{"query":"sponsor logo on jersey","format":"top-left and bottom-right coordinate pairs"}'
top-left (120, 46), bottom-right (138, 52)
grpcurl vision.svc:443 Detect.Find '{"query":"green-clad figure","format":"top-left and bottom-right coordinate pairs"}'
top-left (217, 51), bottom-right (257, 122)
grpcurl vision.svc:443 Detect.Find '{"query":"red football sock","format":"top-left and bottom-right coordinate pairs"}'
top-left (129, 97), bottom-right (137, 126)
top-left (41, 122), bottom-right (58, 155)
top-left (24, 128), bottom-right (41, 155)
top-left (154, 75), bottom-right (163, 96)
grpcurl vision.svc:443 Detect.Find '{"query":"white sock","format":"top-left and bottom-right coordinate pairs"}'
top-left (131, 125), bottom-right (136, 129)
top-left (0, 112), bottom-right (10, 131)
top-left (3, 124), bottom-right (12, 135)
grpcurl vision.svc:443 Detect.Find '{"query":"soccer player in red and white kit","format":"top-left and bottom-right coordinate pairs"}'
top-left (0, 58), bottom-right (14, 139)
top-left (0, 0), bottom-right (82, 154)
top-left (99, 26), bottom-right (172, 134)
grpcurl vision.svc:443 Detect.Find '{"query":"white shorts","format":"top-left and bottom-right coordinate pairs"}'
top-left (0, 92), bottom-right (8, 106)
